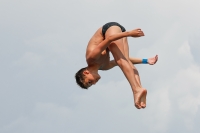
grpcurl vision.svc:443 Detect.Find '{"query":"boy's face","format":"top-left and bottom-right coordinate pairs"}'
top-left (83, 70), bottom-right (101, 88)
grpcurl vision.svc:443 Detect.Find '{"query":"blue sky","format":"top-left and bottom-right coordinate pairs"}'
top-left (0, 0), bottom-right (200, 133)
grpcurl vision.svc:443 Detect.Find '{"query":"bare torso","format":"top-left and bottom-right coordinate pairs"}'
top-left (86, 27), bottom-right (110, 69)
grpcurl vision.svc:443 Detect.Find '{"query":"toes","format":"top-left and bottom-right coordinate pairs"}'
top-left (135, 102), bottom-right (146, 109)
top-left (135, 103), bottom-right (142, 109)
top-left (140, 89), bottom-right (147, 108)
top-left (140, 102), bottom-right (146, 108)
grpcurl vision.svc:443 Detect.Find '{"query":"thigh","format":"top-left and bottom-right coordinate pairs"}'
top-left (105, 26), bottom-right (126, 60)
top-left (122, 37), bottom-right (129, 59)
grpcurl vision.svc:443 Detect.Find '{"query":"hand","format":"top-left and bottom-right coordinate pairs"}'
top-left (148, 55), bottom-right (158, 65)
top-left (129, 28), bottom-right (145, 37)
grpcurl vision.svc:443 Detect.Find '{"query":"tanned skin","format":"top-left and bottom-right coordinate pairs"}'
top-left (83, 25), bottom-right (158, 109)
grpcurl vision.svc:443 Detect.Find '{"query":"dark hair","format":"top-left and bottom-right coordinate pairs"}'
top-left (75, 67), bottom-right (88, 89)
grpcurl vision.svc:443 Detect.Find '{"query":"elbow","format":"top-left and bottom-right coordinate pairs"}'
top-left (88, 58), bottom-right (95, 63)
top-left (86, 56), bottom-right (96, 63)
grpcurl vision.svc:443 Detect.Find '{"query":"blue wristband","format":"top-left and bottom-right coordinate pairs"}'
top-left (142, 59), bottom-right (148, 64)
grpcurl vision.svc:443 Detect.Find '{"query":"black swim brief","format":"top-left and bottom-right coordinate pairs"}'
top-left (102, 22), bottom-right (126, 38)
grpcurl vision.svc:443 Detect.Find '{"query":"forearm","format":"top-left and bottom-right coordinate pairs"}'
top-left (129, 57), bottom-right (143, 64)
top-left (108, 31), bottom-right (130, 42)
top-left (100, 31), bottom-right (131, 51)
top-left (129, 57), bottom-right (148, 64)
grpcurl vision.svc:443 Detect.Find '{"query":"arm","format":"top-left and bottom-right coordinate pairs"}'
top-left (129, 57), bottom-right (144, 64)
top-left (130, 55), bottom-right (158, 65)
top-left (100, 55), bottom-right (158, 70)
top-left (87, 29), bottom-right (144, 62)
top-left (87, 32), bottom-right (130, 61)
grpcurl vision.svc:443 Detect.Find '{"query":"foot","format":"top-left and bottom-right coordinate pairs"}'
top-left (134, 88), bottom-right (147, 109)
top-left (148, 55), bottom-right (158, 65)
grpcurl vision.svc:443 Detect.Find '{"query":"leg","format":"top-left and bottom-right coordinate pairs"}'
top-left (122, 37), bottom-right (142, 85)
top-left (105, 26), bottom-right (146, 109)
top-left (122, 37), bottom-right (147, 108)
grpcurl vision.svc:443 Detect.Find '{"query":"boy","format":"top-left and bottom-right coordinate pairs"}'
top-left (75, 22), bottom-right (158, 109)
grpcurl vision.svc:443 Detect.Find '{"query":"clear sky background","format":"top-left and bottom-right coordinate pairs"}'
top-left (1, 0), bottom-right (200, 133)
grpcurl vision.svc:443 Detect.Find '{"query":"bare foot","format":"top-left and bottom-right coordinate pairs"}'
top-left (134, 88), bottom-right (147, 109)
top-left (148, 55), bottom-right (158, 65)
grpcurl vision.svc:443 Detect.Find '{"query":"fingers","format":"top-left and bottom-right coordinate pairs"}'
top-left (154, 55), bottom-right (158, 64)
top-left (156, 55), bottom-right (158, 61)
top-left (155, 55), bottom-right (158, 58)
top-left (130, 28), bottom-right (145, 37)
top-left (140, 31), bottom-right (145, 36)
top-left (135, 28), bottom-right (141, 30)
top-left (136, 28), bottom-right (144, 36)
top-left (148, 55), bottom-right (159, 65)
